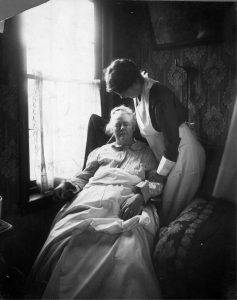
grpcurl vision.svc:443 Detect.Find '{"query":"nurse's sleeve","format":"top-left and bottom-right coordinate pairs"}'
top-left (155, 95), bottom-right (181, 176)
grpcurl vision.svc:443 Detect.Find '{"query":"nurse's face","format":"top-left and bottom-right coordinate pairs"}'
top-left (118, 80), bottom-right (142, 99)
top-left (112, 112), bottom-right (135, 146)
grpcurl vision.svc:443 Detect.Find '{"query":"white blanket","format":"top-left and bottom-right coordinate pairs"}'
top-left (28, 168), bottom-right (161, 299)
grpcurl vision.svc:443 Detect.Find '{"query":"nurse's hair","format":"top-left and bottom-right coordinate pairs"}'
top-left (104, 58), bottom-right (144, 94)
top-left (105, 105), bottom-right (137, 136)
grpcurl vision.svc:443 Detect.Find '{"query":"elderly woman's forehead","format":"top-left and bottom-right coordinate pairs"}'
top-left (112, 112), bottom-right (133, 122)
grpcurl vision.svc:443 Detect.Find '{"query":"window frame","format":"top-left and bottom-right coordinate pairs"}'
top-left (18, 1), bottom-right (99, 208)
top-left (19, 38), bottom-right (46, 209)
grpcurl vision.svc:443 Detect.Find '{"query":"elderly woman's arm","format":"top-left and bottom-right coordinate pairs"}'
top-left (119, 146), bottom-right (161, 220)
top-left (119, 193), bottom-right (144, 220)
top-left (134, 148), bottom-right (163, 204)
top-left (135, 170), bottom-right (163, 206)
top-left (54, 148), bottom-right (100, 201)
top-left (69, 152), bottom-right (100, 191)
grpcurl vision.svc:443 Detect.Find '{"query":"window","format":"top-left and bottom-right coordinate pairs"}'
top-left (20, 0), bottom-right (101, 198)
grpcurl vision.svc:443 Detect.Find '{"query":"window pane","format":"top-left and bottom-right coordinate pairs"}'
top-left (21, 0), bottom-right (95, 80)
top-left (21, 0), bottom-right (101, 187)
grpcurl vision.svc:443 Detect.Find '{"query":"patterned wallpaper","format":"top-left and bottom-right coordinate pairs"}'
top-left (0, 3), bottom-right (236, 215)
top-left (144, 43), bottom-right (236, 150)
top-left (113, 1), bottom-right (236, 152)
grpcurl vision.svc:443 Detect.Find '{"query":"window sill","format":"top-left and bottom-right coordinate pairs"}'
top-left (23, 191), bottom-right (55, 213)
top-left (29, 191), bottom-right (53, 203)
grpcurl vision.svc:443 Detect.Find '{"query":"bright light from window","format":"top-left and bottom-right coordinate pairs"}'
top-left (20, 0), bottom-right (101, 185)
top-left (21, 0), bottom-right (95, 80)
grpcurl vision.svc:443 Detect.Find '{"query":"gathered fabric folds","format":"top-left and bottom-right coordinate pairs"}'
top-left (27, 168), bottom-right (161, 299)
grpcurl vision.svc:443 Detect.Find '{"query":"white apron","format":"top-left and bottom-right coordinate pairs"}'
top-left (134, 76), bottom-right (206, 225)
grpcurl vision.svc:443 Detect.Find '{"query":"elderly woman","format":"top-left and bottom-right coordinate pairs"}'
top-left (104, 58), bottom-right (206, 225)
top-left (26, 106), bottom-right (162, 299)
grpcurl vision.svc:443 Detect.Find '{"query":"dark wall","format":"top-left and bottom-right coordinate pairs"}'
top-left (0, 1), bottom-right (236, 289)
top-left (0, 19), bottom-right (21, 219)
top-left (110, 1), bottom-right (236, 193)
top-left (0, 19), bottom-right (61, 293)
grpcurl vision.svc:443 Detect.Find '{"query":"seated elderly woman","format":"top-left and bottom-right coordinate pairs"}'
top-left (26, 106), bottom-right (162, 299)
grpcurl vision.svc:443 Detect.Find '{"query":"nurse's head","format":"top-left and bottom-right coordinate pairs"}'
top-left (104, 58), bottom-right (144, 99)
top-left (105, 105), bottom-right (136, 146)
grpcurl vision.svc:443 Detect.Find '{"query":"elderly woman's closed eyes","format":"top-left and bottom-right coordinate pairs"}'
top-left (104, 58), bottom-right (206, 226)
top-left (26, 105), bottom-right (162, 300)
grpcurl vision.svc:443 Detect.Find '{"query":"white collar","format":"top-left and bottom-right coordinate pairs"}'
top-left (111, 140), bottom-right (146, 151)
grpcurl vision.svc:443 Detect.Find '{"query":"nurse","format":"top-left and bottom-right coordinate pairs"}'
top-left (104, 58), bottom-right (206, 225)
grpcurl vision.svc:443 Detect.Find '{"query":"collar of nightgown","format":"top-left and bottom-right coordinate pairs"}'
top-left (111, 140), bottom-right (145, 151)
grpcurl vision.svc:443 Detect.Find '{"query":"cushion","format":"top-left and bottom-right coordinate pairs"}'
top-left (153, 196), bottom-right (236, 299)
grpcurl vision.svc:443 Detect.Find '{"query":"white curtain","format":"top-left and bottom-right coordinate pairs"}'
top-left (212, 98), bottom-right (237, 203)
top-left (21, 0), bottom-right (101, 192)
top-left (29, 77), bottom-right (101, 192)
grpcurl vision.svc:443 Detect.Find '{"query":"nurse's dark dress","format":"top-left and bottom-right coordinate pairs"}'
top-left (134, 75), bottom-right (206, 225)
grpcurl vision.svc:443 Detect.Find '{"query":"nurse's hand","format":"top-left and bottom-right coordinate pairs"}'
top-left (148, 170), bottom-right (167, 184)
top-left (119, 193), bottom-right (144, 221)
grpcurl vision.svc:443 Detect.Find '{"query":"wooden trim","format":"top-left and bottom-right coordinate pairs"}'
top-left (17, 15), bottom-right (30, 209)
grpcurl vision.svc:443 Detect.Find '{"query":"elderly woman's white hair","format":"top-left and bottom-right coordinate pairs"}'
top-left (105, 105), bottom-right (137, 135)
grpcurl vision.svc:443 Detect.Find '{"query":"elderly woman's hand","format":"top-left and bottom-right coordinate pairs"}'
top-left (147, 169), bottom-right (167, 184)
top-left (119, 193), bottom-right (144, 221)
top-left (53, 180), bottom-right (80, 201)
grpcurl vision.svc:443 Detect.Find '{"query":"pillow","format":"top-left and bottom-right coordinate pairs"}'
top-left (153, 196), bottom-right (236, 299)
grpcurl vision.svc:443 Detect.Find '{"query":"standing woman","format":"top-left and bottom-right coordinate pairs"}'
top-left (104, 58), bottom-right (206, 225)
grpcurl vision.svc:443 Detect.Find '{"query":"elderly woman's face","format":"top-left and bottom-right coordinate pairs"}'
top-left (112, 112), bottom-right (135, 145)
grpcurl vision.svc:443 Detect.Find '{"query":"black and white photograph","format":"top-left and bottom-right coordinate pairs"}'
top-left (0, 0), bottom-right (236, 299)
